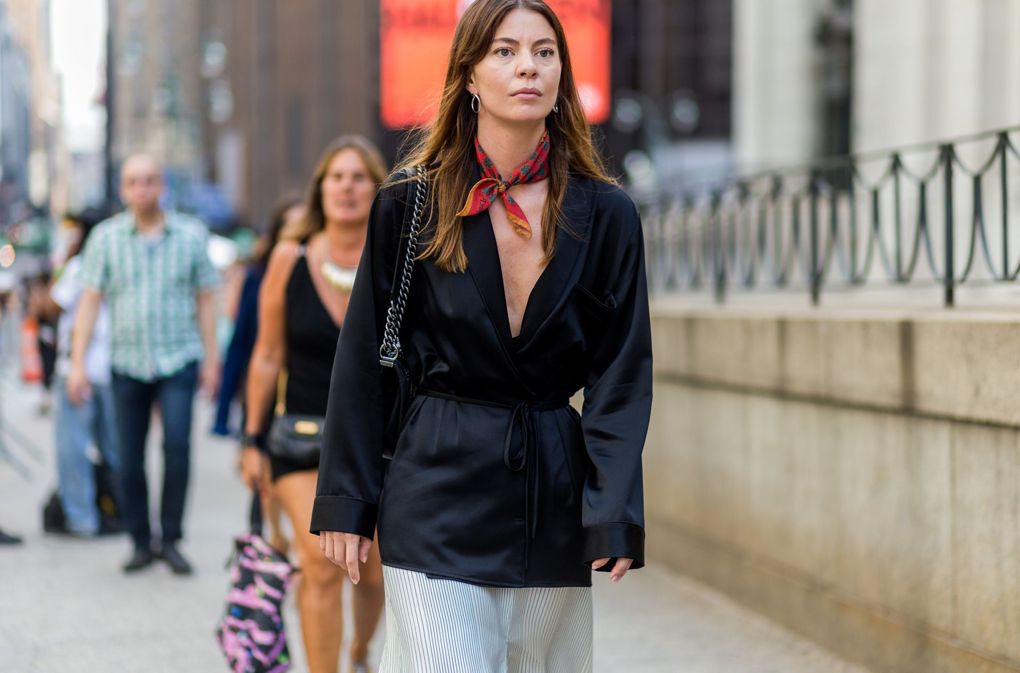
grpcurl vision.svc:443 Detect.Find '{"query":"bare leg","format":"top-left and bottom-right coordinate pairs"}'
top-left (263, 487), bottom-right (289, 555)
top-left (349, 537), bottom-right (384, 666)
top-left (275, 470), bottom-right (343, 673)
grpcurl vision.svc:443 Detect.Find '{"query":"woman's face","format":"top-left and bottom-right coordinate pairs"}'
top-left (320, 149), bottom-right (375, 227)
top-left (467, 8), bottom-right (562, 126)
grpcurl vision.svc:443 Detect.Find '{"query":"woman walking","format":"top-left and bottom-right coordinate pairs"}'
top-left (213, 193), bottom-right (303, 439)
top-left (243, 137), bottom-right (387, 673)
top-left (223, 195), bottom-right (305, 554)
top-left (314, 1), bottom-right (652, 670)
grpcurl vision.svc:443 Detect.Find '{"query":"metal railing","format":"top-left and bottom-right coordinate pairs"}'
top-left (642, 125), bottom-right (1020, 306)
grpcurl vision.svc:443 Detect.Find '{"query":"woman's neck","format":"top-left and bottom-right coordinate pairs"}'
top-left (475, 118), bottom-right (546, 178)
top-left (322, 219), bottom-right (366, 265)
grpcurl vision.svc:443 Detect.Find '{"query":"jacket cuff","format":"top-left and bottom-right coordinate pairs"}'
top-left (309, 495), bottom-right (378, 538)
top-left (583, 522), bottom-right (645, 571)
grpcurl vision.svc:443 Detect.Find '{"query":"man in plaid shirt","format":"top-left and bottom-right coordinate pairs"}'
top-left (68, 154), bottom-right (220, 575)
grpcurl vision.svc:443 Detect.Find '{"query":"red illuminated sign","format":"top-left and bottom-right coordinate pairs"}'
top-left (380, 0), bottom-right (611, 129)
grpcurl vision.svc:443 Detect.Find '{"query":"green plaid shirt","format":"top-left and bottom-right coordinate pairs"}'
top-left (79, 210), bottom-right (220, 381)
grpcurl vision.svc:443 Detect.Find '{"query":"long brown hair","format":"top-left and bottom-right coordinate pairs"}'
top-left (395, 0), bottom-right (615, 273)
top-left (287, 134), bottom-right (389, 242)
top-left (258, 193), bottom-right (303, 266)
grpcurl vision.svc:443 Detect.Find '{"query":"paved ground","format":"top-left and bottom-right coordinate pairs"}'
top-left (0, 366), bottom-right (871, 673)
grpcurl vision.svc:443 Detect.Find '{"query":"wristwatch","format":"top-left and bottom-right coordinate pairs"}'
top-left (242, 432), bottom-right (266, 451)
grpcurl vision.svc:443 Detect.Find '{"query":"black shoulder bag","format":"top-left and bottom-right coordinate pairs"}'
top-left (379, 166), bottom-right (428, 459)
top-left (267, 368), bottom-right (323, 469)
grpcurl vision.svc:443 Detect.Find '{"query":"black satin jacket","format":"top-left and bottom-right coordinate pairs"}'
top-left (310, 172), bottom-right (653, 587)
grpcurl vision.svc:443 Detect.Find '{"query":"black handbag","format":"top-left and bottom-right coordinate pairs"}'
top-left (267, 369), bottom-right (323, 469)
top-left (379, 166), bottom-right (428, 459)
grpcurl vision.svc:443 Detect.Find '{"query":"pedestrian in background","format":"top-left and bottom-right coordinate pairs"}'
top-left (212, 194), bottom-right (304, 439)
top-left (314, 1), bottom-right (652, 671)
top-left (68, 153), bottom-right (221, 575)
top-left (0, 277), bottom-right (23, 546)
top-left (50, 211), bottom-right (120, 537)
top-left (216, 195), bottom-right (305, 556)
top-left (25, 271), bottom-right (58, 415)
top-left (242, 137), bottom-right (387, 673)
top-left (0, 527), bottom-right (21, 545)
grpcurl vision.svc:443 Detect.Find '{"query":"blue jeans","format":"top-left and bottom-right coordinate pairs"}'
top-left (111, 362), bottom-right (198, 549)
top-left (55, 378), bottom-right (120, 535)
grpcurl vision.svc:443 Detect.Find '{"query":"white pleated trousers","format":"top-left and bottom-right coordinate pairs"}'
top-left (379, 566), bottom-right (593, 673)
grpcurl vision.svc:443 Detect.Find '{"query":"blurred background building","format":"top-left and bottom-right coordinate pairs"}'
top-left (0, 0), bottom-right (65, 274)
top-left (106, 0), bottom-right (378, 229)
top-left (734, 0), bottom-right (1020, 168)
top-left (0, 1), bottom-right (33, 228)
top-left (5, 0), bottom-right (1019, 234)
top-left (606, 0), bottom-right (734, 202)
top-left (106, 0), bottom-right (738, 230)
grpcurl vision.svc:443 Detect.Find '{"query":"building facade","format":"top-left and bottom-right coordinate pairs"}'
top-left (108, 0), bottom-right (206, 214)
top-left (109, 0), bottom-right (740, 228)
top-left (0, 0), bottom-right (67, 230)
top-left (216, 0), bottom-right (378, 227)
top-left (732, 0), bottom-right (1020, 169)
top-left (6, 0), bottom-right (62, 213)
top-left (0, 2), bottom-right (32, 227)
top-left (107, 0), bottom-right (379, 228)
top-left (608, 0), bottom-right (733, 194)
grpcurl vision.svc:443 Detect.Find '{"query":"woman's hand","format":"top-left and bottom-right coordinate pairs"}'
top-left (591, 557), bottom-right (634, 583)
top-left (240, 446), bottom-right (269, 492)
top-left (320, 531), bottom-right (373, 583)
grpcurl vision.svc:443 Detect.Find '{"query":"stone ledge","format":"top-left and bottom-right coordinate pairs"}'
top-left (648, 518), bottom-right (1020, 673)
top-left (652, 300), bottom-right (1020, 428)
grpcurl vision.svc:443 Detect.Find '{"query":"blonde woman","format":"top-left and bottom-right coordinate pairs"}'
top-left (243, 136), bottom-right (387, 673)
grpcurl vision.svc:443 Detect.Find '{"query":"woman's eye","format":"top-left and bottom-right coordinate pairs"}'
top-left (495, 47), bottom-right (512, 57)
top-left (538, 48), bottom-right (555, 58)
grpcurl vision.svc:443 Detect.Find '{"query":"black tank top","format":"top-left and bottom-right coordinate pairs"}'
top-left (283, 249), bottom-right (341, 416)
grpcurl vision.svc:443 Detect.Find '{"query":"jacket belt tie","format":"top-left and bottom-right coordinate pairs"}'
top-left (418, 390), bottom-right (569, 570)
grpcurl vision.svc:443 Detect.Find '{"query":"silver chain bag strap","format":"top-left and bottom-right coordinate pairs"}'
top-left (378, 166), bottom-right (427, 458)
top-left (379, 165), bottom-right (427, 366)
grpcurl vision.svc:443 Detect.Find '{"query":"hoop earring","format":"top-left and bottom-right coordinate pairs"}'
top-left (471, 94), bottom-right (481, 114)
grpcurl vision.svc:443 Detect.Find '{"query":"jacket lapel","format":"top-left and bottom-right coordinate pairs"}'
top-left (459, 161), bottom-right (512, 345)
top-left (515, 175), bottom-right (595, 351)
top-left (461, 174), bottom-right (596, 388)
top-left (462, 208), bottom-right (539, 395)
top-left (463, 209), bottom-right (514, 348)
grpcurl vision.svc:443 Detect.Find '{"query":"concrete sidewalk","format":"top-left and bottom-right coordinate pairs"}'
top-left (0, 374), bottom-right (870, 673)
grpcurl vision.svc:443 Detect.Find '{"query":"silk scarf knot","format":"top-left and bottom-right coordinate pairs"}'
top-left (456, 131), bottom-right (550, 239)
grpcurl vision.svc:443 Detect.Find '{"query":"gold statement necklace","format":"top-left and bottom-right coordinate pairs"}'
top-left (320, 256), bottom-right (358, 294)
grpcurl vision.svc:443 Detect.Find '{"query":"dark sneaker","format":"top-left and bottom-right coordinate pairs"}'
top-left (122, 546), bottom-right (157, 573)
top-left (159, 543), bottom-right (193, 576)
top-left (0, 528), bottom-right (23, 545)
top-left (98, 515), bottom-right (124, 536)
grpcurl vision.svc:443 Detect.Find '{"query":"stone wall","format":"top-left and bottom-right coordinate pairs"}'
top-left (647, 299), bottom-right (1020, 673)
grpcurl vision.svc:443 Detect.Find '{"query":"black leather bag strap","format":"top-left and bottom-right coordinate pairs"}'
top-left (379, 166), bottom-right (427, 367)
top-left (249, 491), bottom-right (263, 536)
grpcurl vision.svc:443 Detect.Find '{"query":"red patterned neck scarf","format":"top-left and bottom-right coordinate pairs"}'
top-left (456, 131), bottom-right (551, 239)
